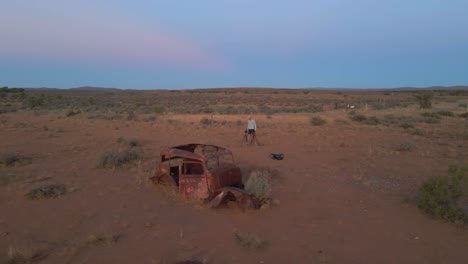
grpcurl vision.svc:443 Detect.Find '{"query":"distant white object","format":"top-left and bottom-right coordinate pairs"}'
top-left (346, 104), bottom-right (355, 111)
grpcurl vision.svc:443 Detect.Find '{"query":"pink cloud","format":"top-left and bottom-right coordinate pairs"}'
top-left (0, 3), bottom-right (228, 70)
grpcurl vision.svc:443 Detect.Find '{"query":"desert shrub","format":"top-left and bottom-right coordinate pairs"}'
top-left (310, 117), bottom-right (326, 126)
top-left (421, 112), bottom-right (440, 119)
top-left (335, 119), bottom-right (349, 125)
top-left (65, 109), bottom-right (81, 117)
top-left (437, 110), bottom-right (454, 117)
top-left (417, 166), bottom-right (468, 225)
top-left (97, 149), bottom-right (141, 169)
top-left (0, 105), bottom-right (18, 114)
top-left (396, 141), bottom-right (415, 152)
top-left (26, 184), bottom-right (67, 200)
top-left (400, 123), bottom-right (414, 129)
top-left (126, 111), bottom-right (137, 121)
top-left (460, 112), bottom-right (468, 118)
top-left (117, 137), bottom-right (141, 147)
top-left (410, 128), bottom-right (427, 136)
top-left (363, 116), bottom-right (380, 125)
top-left (420, 117), bottom-right (441, 124)
top-left (245, 169), bottom-right (272, 203)
top-left (382, 114), bottom-right (399, 125)
top-left (458, 103), bottom-right (467, 108)
top-left (200, 117), bottom-right (212, 125)
top-left (233, 230), bottom-right (268, 250)
top-left (86, 233), bottom-right (123, 247)
top-left (415, 92), bottom-right (433, 109)
top-left (351, 114), bottom-right (367, 122)
top-left (153, 106), bottom-right (165, 114)
top-left (0, 152), bottom-right (29, 167)
top-left (7, 246), bottom-right (47, 264)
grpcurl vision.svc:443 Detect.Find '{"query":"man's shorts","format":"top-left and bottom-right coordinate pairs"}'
top-left (247, 129), bottom-right (256, 135)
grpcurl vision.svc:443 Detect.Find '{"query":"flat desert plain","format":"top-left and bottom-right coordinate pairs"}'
top-left (1, 88), bottom-right (468, 263)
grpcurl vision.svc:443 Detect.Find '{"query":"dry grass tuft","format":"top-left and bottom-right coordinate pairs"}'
top-left (26, 184), bottom-right (67, 200)
top-left (233, 230), bottom-right (268, 250)
top-left (97, 149), bottom-right (141, 169)
top-left (0, 152), bottom-right (30, 167)
top-left (86, 233), bottom-right (123, 247)
top-left (7, 246), bottom-right (48, 264)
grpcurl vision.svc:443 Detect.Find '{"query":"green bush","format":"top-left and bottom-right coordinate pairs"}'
top-left (245, 169), bottom-right (272, 203)
top-left (415, 92), bottom-right (434, 109)
top-left (417, 166), bottom-right (468, 225)
top-left (310, 117), bottom-right (326, 126)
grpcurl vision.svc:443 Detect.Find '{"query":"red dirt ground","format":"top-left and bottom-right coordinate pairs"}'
top-left (1, 109), bottom-right (468, 263)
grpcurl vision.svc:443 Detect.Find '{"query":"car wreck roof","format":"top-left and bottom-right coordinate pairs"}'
top-left (161, 143), bottom-right (232, 160)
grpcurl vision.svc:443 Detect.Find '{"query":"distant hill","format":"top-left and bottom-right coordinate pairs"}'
top-left (17, 85), bottom-right (468, 91)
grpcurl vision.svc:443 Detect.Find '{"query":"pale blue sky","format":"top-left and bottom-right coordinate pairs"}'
top-left (1, 0), bottom-right (467, 89)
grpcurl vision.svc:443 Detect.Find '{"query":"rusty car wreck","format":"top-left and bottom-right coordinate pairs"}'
top-left (151, 144), bottom-right (259, 209)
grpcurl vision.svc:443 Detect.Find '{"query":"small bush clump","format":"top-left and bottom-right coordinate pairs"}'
top-left (200, 117), bottom-right (212, 125)
top-left (400, 123), bottom-right (414, 129)
top-left (86, 233), bottom-right (123, 247)
top-left (26, 184), bottom-right (67, 200)
top-left (310, 117), bottom-right (326, 126)
top-left (417, 166), bottom-right (468, 225)
top-left (437, 110), bottom-right (454, 117)
top-left (460, 112), bottom-right (468, 118)
top-left (0, 152), bottom-right (29, 167)
top-left (233, 230), bottom-right (268, 250)
top-left (410, 128), bottom-right (427, 136)
top-left (117, 137), bottom-right (141, 147)
top-left (245, 169), bottom-right (272, 203)
top-left (65, 109), bottom-right (81, 117)
top-left (351, 114), bottom-right (367, 122)
top-left (415, 92), bottom-right (433, 109)
top-left (396, 141), bottom-right (415, 152)
top-left (97, 149), bottom-right (141, 169)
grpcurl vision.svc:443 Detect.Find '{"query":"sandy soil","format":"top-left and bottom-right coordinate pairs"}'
top-left (1, 108), bottom-right (468, 263)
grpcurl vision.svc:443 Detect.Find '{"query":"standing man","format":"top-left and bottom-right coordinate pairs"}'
top-left (247, 115), bottom-right (257, 145)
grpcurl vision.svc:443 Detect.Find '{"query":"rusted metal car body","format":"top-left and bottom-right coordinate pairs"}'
top-left (151, 144), bottom-right (258, 209)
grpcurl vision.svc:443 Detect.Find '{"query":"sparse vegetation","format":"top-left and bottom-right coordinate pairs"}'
top-left (437, 110), bottom-right (454, 117)
top-left (233, 230), bottom-right (268, 250)
top-left (244, 169), bottom-right (273, 203)
top-left (7, 246), bottom-right (48, 264)
top-left (396, 141), bottom-right (415, 152)
top-left (97, 149), bottom-right (141, 169)
top-left (350, 114), bottom-right (380, 125)
top-left (26, 184), bottom-right (67, 200)
top-left (117, 137), bottom-right (141, 147)
top-left (415, 92), bottom-right (434, 108)
top-left (310, 117), bottom-right (326, 126)
top-left (410, 128), bottom-right (427, 136)
top-left (200, 117), bottom-right (212, 125)
top-left (0, 152), bottom-right (30, 167)
top-left (86, 233), bottom-right (123, 247)
top-left (65, 109), bottom-right (81, 117)
top-left (417, 166), bottom-right (468, 225)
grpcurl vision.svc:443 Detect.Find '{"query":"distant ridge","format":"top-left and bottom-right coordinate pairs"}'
top-left (20, 85), bottom-right (468, 91)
